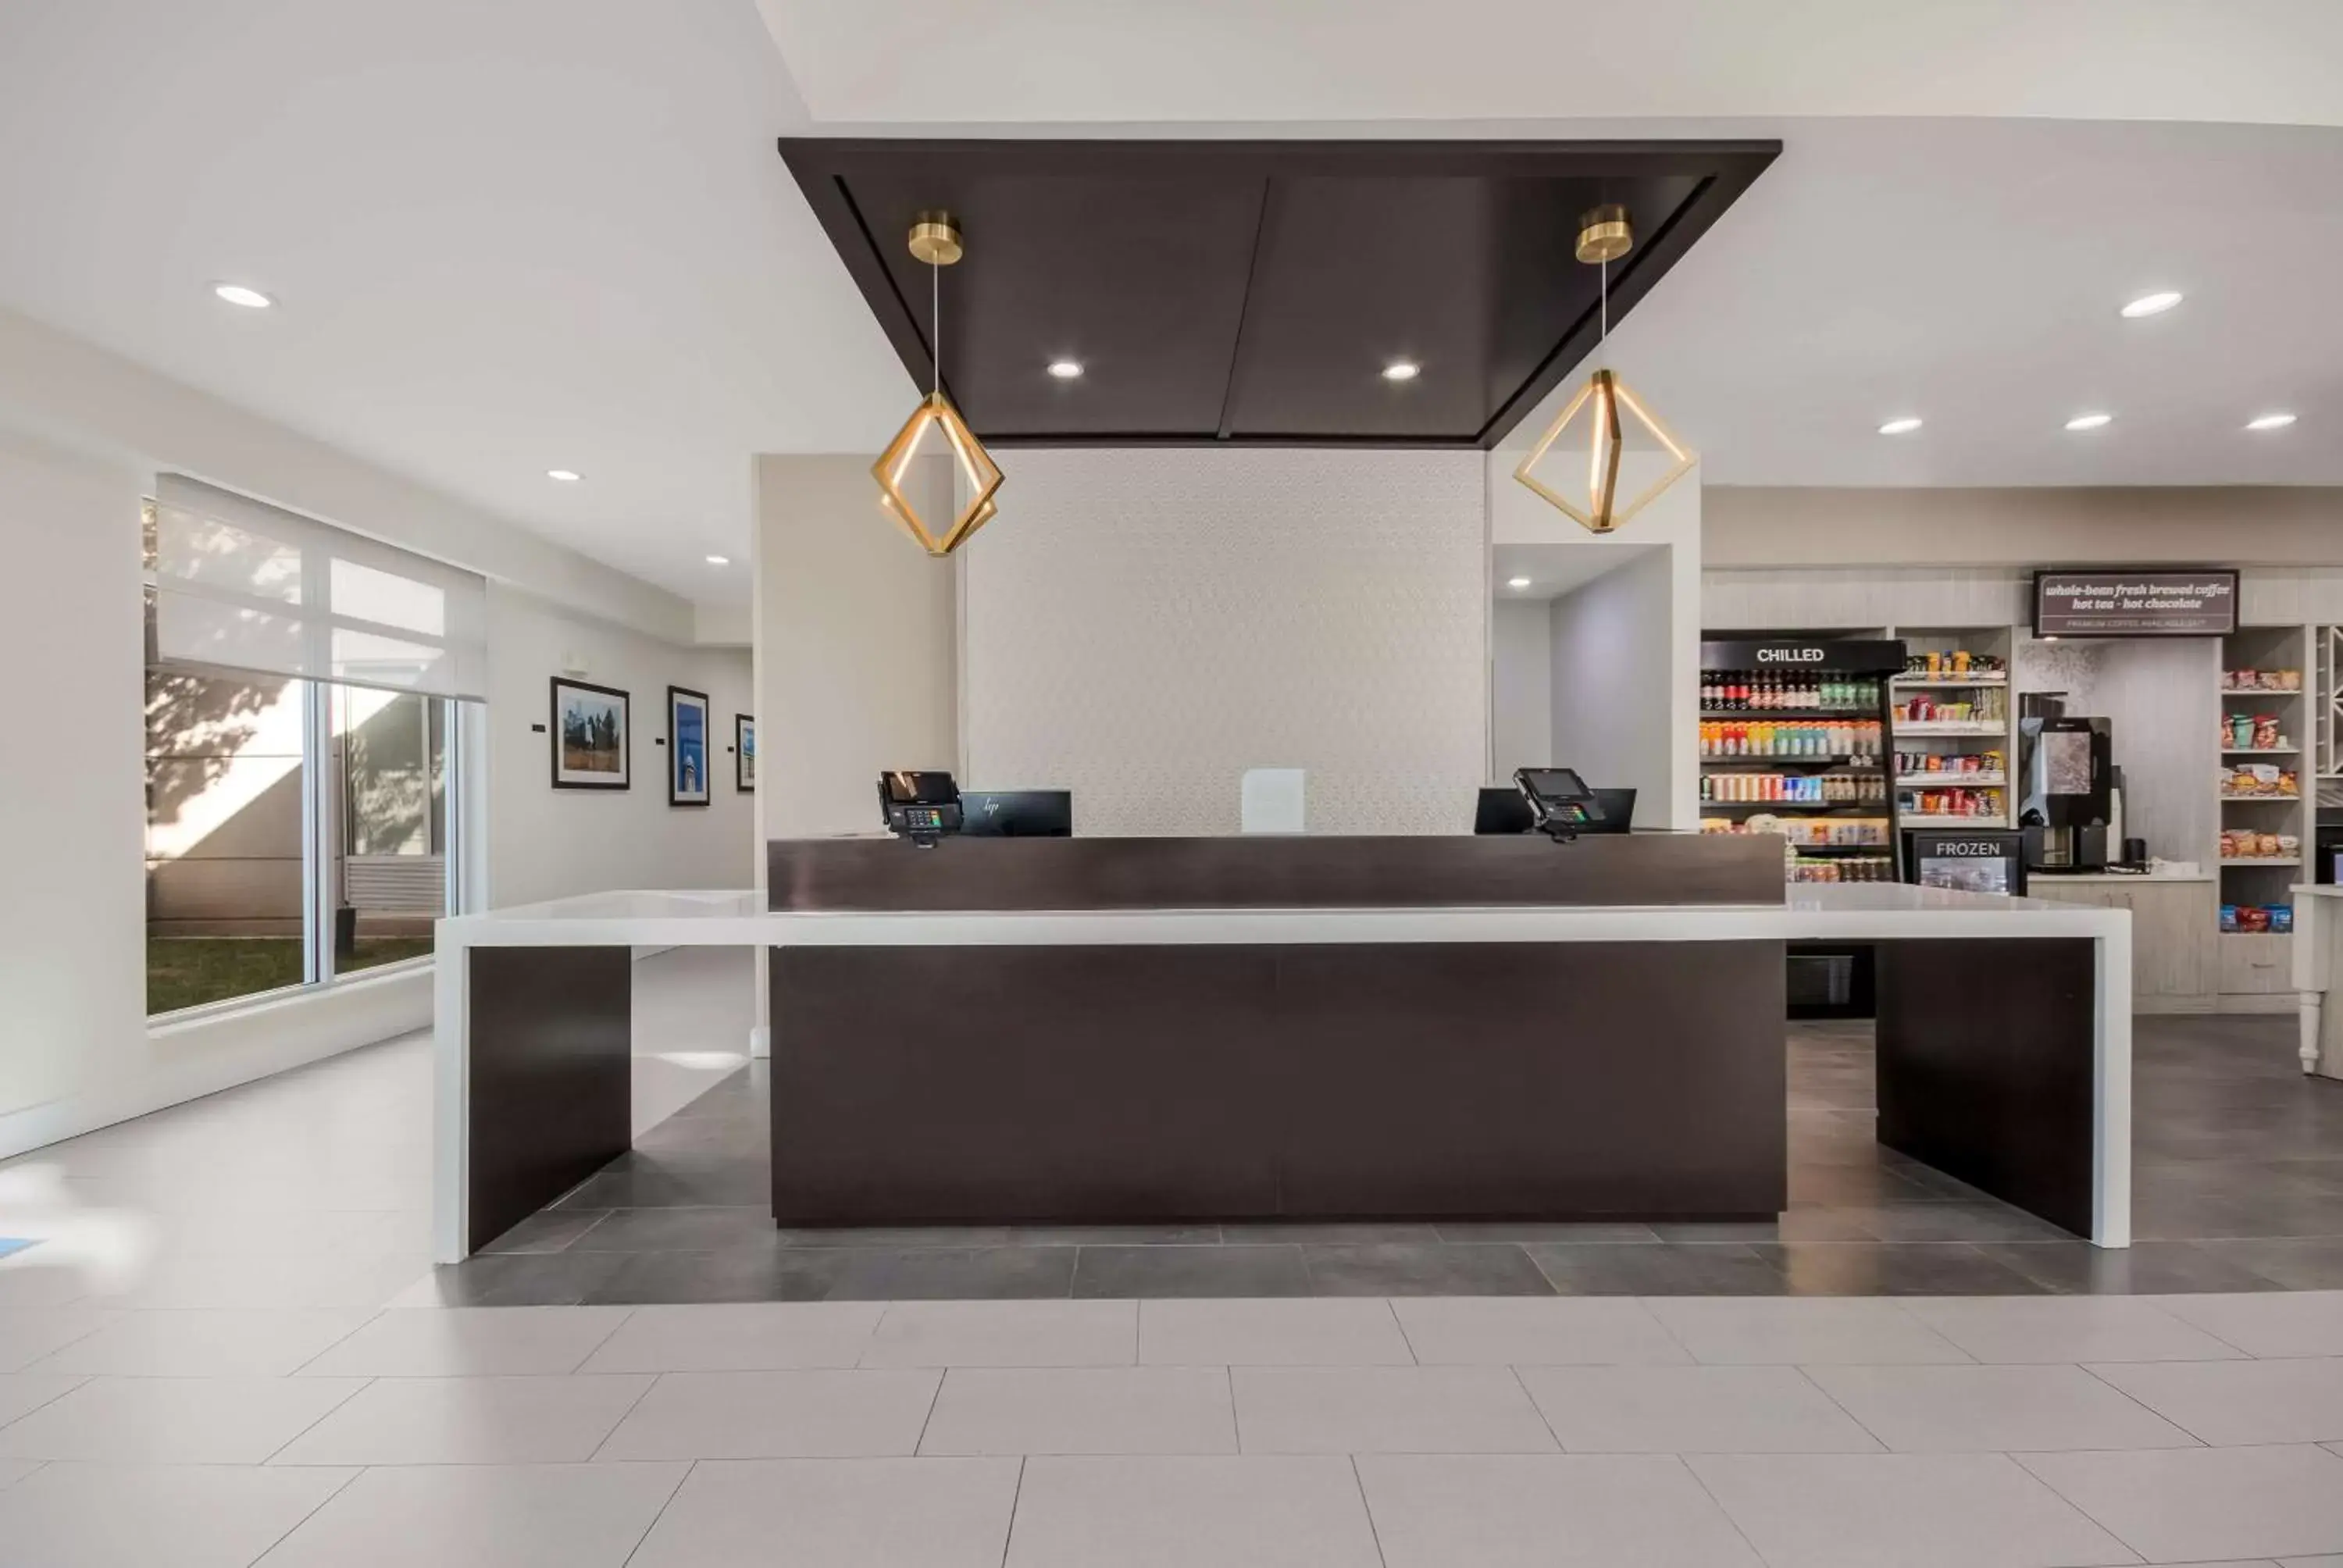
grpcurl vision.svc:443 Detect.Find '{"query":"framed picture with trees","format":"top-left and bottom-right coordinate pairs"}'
top-left (550, 678), bottom-right (629, 789)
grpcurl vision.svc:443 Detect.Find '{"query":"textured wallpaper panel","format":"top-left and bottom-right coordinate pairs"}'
top-left (962, 448), bottom-right (1488, 836)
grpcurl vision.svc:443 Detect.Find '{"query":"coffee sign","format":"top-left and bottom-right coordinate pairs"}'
top-left (2033, 569), bottom-right (2238, 637)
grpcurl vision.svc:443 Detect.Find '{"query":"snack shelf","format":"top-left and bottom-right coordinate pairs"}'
top-left (1896, 772), bottom-right (2007, 787)
top-left (2220, 793), bottom-right (2302, 803)
top-left (1891, 674), bottom-right (2008, 687)
top-left (1900, 814), bottom-right (2012, 829)
top-left (2221, 747), bottom-right (2298, 757)
top-left (2221, 685), bottom-right (2305, 697)
top-left (1895, 722), bottom-right (2008, 736)
top-left (2221, 857), bottom-right (2301, 867)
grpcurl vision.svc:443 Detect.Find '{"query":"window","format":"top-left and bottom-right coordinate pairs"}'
top-left (141, 496), bottom-right (471, 1016)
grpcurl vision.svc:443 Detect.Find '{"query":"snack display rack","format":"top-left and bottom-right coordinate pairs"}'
top-left (2217, 626), bottom-right (2312, 942)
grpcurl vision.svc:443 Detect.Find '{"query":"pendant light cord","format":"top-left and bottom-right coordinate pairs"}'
top-left (1599, 256), bottom-right (1609, 366)
top-left (931, 259), bottom-right (941, 397)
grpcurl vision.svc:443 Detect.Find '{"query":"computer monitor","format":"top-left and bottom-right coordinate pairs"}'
top-left (1473, 787), bottom-right (1535, 836)
top-left (959, 789), bottom-right (1073, 838)
top-left (1583, 788), bottom-right (1637, 835)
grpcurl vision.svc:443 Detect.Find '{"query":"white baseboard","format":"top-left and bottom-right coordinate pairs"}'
top-left (0, 964), bottom-right (432, 1163)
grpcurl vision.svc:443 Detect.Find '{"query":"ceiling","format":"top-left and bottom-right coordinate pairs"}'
top-left (1, 3), bottom-right (2341, 613)
top-left (1492, 543), bottom-right (1654, 603)
top-left (781, 137), bottom-right (1771, 447)
top-left (754, 0), bottom-right (2343, 129)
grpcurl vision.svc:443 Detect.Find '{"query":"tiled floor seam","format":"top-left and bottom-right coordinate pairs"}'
top-left (0, 1374), bottom-right (87, 1431)
top-left (568, 1304), bottom-right (639, 1371)
top-left (1678, 1449), bottom-right (1781, 1568)
top-left (2073, 1360), bottom-right (2218, 1449)
top-left (1510, 1363), bottom-right (1569, 1452)
top-left (1381, 1299), bottom-right (1419, 1366)
top-left (615, 1453), bottom-right (696, 1568)
top-left (1787, 1362), bottom-right (1901, 1452)
top-left (587, 1368), bottom-right (671, 1463)
top-left (256, 1374), bottom-right (376, 1466)
top-left (994, 1455), bottom-right (1026, 1568)
top-left (286, 1308), bottom-right (391, 1375)
top-left (911, 1359), bottom-right (950, 1456)
top-left (243, 1462), bottom-right (364, 1566)
top-left (1349, 1452), bottom-right (1394, 1568)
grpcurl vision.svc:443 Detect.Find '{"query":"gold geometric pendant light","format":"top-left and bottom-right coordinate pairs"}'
top-left (872, 211), bottom-right (1004, 554)
top-left (1513, 205), bottom-right (1696, 534)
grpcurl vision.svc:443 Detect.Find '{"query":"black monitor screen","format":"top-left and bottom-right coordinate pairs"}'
top-left (879, 771), bottom-right (958, 805)
top-left (1517, 768), bottom-right (1594, 804)
top-left (961, 789), bottom-right (1073, 838)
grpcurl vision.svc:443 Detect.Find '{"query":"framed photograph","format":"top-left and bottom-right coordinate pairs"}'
top-left (550, 678), bottom-right (629, 790)
top-left (668, 686), bottom-right (711, 807)
top-left (735, 714), bottom-right (756, 793)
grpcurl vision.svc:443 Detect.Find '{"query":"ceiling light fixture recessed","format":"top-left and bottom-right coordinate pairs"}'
top-left (2245, 412), bottom-right (2298, 431)
top-left (1878, 416), bottom-right (1924, 436)
top-left (704, 554), bottom-right (730, 565)
top-left (212, 283), bottom-right (273, 309)
top-left (546, 469), bottom-right (582, 483)
top-left (2120, 290), bottom-right (2183, 319)
top-left (1382, 361), bottom-right (1421, 382)
top-left (2064, 412), bottom-right (2113, 432)
top-left (1507, 576), bottom-right (1532, 590)
top-left (1047, 358), bottom-right (1083, 380)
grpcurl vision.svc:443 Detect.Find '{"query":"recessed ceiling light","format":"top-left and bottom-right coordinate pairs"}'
top-left (1382, 361), bottom-right (1421, 382)
top-left (1047, 359), bottom-right (1083, 380)
top-left (212, 283), bottom-right (273, 309)
top-left (704, 554), bottom-right (730, 565)
top-left (546, 469), bottom-right (582, 482)
top-left (1507, 576), bottom-right (1532, 590)
top-left (1877, 416), bottom-right (1924, 436)
top-left (2120, 290), bottom-right (2183, 319)
top-left (2245, 412), bottom-right (2298, 431)
top-left (2063, 412), bottom-right (2113, 432)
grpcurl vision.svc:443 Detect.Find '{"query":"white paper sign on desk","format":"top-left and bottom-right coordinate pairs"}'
top-left (1240, 768), bottom-right (1307, 835)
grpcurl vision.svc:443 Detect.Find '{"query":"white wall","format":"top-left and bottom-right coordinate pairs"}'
top-left (960, 448), bottom-right (1486, 836)
top-left (485, 586), bottom-right (754, 907)
top-left (0, 433), bottom-right (146, 1139)
top-left (753, 454), bottom-right (958, 839)
top-left (1549, 548), bottom-right (1681, 828)
top-left (0, 305), bottom-right (691, 640)
top-left (0, 315), bottom-right (749, 1157)
top-left (1489, 442), bottom-right (1703, 830)
top-left (1489, 598), bottom-right (1554, 776)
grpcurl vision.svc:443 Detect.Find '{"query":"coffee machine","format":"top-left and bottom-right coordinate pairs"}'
top-left (2017, 693), bottom-right (2113, 872)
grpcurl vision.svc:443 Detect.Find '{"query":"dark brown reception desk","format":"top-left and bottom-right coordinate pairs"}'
top-left (764, 833), bottom-right (1796, 1228)
top-left (436, 836), bottom-right (2132, 1261)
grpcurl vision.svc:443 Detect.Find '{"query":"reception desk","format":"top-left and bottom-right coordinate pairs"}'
top-left (433, 836), bottom-right (2133, 1263)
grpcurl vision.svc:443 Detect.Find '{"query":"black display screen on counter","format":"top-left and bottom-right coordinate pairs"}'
top-left (2032, 568), bottom-right (2238, 637)
top-left (1699, 639), bottom-right (1907, 674)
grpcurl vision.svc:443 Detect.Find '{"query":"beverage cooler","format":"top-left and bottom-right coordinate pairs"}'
top-left (1698, 636), bottom-right (1909, 1017)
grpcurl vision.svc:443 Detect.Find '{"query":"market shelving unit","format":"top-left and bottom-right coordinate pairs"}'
top-left (2216, 625), bottom-right (2313, 1008)
top-left (1888, 626), bottom-right (2019, 832)
top-left (1698, 636), bottom-right (1908, 884)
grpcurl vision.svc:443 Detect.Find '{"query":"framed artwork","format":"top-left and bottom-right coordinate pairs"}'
top-left (550, 678), bottom-right (629, 790)
top-left (668, 686), bottom-right (711, 807)
top-left (735, 714), bottom-right (756, 793)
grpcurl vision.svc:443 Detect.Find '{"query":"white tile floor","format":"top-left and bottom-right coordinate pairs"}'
top-left (3, 953), bottom-right (2343, 1563)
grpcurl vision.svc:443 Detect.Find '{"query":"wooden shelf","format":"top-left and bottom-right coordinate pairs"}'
top-left (1703, 755), bottom-right (1881, 767)
top-left (1901, 814), bottom-right (2011, 829)
top-left (1896, 773), bottom-right (2007, 787)
top-left (1895, 722), bottom-right (2007, 736)
top-left (2219, 793), bottom-right (2302, 804)
top-left (2220, 857), bottom-right (2302, 867)
top-left (2221, 747), bottom-right (2299, 756)
top-left (1892, 674), bottom-right (2007, 687)
top-left (2221, 686), bottom-right (2305, 697)
top-left (1699, 709), bottom-right (1875, 720)
top-left (1701, 800), bottom-right (1882, 812)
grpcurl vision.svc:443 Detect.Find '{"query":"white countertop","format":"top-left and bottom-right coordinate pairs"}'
top-left (435, 882), bottom-right (2127, 949)
top-left (2033, 873), bottom-right (2217, 886)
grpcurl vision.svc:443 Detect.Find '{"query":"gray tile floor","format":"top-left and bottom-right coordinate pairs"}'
top-left (5, 951), bottom-right (2343, 1564)
top-left (435, 1007), bottom-right (2343, 1306)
